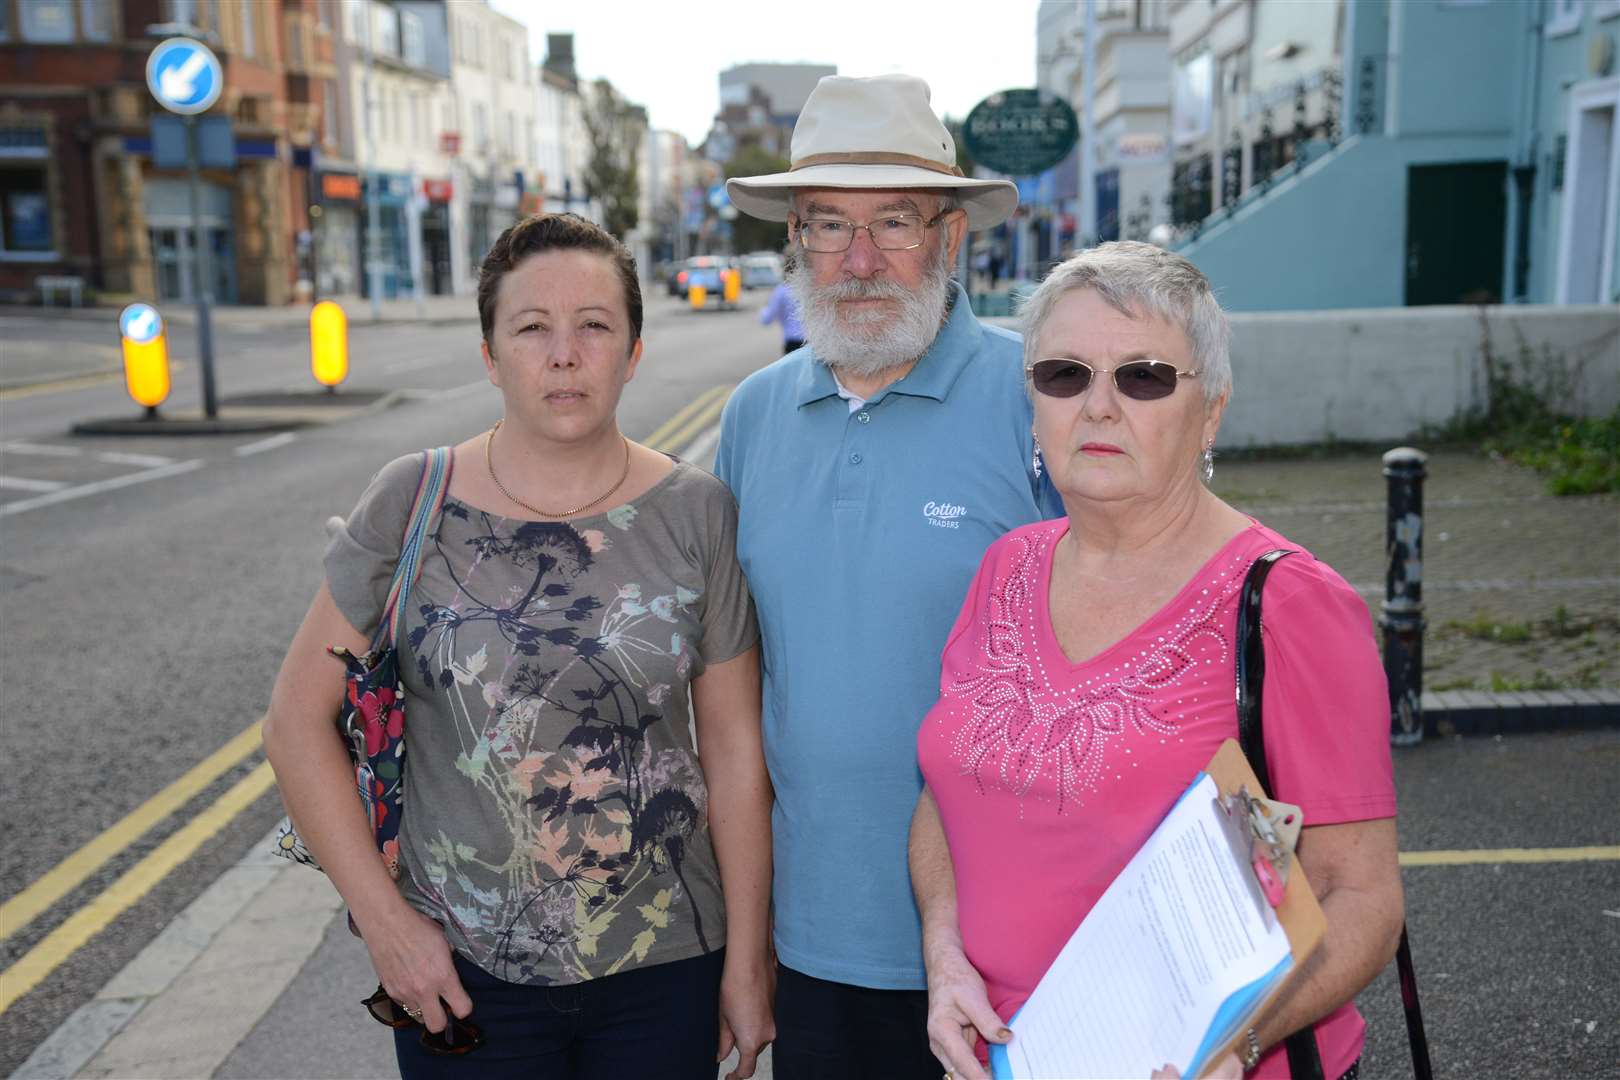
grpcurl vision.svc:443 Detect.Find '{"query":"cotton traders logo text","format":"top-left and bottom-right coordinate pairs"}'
top-left (923, 501), bottom-right (967, 529)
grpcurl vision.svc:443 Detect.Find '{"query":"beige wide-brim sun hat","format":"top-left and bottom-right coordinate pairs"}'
top-left (725, 74), bottom-right (1018, 231)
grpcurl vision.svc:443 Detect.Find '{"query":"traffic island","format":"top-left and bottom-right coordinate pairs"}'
top-left (71, 389), bottom-right (402, 435)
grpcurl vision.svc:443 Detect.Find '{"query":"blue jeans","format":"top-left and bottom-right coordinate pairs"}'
top-left (394, 949), bottom-right (723, 1079)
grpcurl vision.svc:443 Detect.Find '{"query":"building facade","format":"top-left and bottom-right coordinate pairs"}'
top-left (447, 0), bottom-right (534, 290)
top-left (1170, 0), bottom-right (1620, 310)
top-left (534, 34), bottom-right (596, 221)
top-left (1, 0), bottom-right (332, 306)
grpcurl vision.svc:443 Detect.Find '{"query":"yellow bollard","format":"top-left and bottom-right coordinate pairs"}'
top-left (688, 283), bottom-right (707, 309)
top-left (723, 268), bottom-right (741, 304)
top-left (118, 303), bottom-right (170, 410)
top-left (310, 300), bottom-right (349, 388)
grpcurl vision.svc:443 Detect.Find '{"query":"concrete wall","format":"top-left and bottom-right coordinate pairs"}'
top-left (987, 303), bottom-right (1619, 448)
top-left (1217, 303), bottom-right (1620, 447)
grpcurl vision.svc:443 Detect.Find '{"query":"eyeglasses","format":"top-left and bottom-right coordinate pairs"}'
top-left (794, 211), bottom-right (950, 253)
top-left (362, 984), bottom-right (486, 1057)
top-left (1026, 357), bottom-right (1200, 401)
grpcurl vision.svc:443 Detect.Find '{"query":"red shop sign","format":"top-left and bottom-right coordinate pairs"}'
top-left (422, 178), bottom-right (453, 203)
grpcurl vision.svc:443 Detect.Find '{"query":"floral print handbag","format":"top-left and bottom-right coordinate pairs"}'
top-left (272, 447), bottom-right (454, 877)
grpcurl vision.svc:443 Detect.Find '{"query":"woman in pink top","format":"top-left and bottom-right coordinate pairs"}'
top-left (910, 243), bottom-right (1403, 1080)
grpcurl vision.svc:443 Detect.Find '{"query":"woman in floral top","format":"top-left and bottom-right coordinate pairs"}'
top-left (266, 214), bottom-right (773, 1079)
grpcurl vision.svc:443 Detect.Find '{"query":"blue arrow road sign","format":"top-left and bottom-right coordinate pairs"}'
top-left (146, 38), bottom-right (223, 116)
top-left (120, 303), bottom-right (163, 345)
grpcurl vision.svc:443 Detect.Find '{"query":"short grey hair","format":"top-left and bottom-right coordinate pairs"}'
top-left (1018, 241), bottom-right (1232, 404)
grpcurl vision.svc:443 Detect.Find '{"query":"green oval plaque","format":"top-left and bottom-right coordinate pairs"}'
top-left (963, 89), bottom-right (1079, 177)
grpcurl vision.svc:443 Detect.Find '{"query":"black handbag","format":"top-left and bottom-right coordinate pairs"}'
top-left (1235, 550), bottom-right (1434, 1080)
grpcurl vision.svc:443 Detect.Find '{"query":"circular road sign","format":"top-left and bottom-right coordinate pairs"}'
top-left (146, 37), bottom-right (223, 116)
top-left (962, 89), bottom-right (1079, 178)
top-left (119, 302), bottom-right (164, 345)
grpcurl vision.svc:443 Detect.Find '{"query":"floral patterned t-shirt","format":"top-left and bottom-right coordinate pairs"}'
top-left (325, 453), bottom-right (757, 986)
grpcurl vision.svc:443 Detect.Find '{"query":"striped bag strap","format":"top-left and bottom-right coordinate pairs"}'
top-left (373, 446), bottom-right (454, 652)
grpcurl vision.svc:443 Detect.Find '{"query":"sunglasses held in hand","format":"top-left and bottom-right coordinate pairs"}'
top-left (1027, 357), bottom-right (1201, 401)
top-left (363, 984), bottom-right (485, 1056)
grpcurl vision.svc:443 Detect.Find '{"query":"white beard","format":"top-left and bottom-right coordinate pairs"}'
top-left (788, 242), bottom-right (954, 380)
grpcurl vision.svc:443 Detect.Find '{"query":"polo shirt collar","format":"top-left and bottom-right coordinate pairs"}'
top-left (794, 282), bottom-right (984, 408)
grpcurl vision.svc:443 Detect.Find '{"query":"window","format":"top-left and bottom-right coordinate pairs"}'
top-left (506, 113), bottom-right (517, 156)
top-left (373, 5), bottom-right (398, 57)
top-left (318, 0), bottom-right (332, 30)
top-left (473, 102), bottom-right (489, 150)
top-left (344, 0), bottom-right (364, 44)
top-left (239, 0), bottom-right (254, 56)
top-left (401, 9), bottom-right (424, 66)
top-left (78, 0), bottom-right (112, 40)
top-left (1, 168), bottom-right (54, 253)
top-left (412, 94), bottom-right (423, 143)
top-left (323, 80), bottom-right (338, 146)
top-left (21, 0), bottom-right (74, 42)
top-left (0, 0), bottom-right (10, 40)
top-left (1545, 0), bottom-right (1583, 36)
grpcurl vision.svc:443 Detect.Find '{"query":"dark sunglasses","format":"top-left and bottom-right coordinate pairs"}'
top-left (1027, 357), bottom-right (1200, 401)
top-left (362, 984), bottom-right (485, 1057)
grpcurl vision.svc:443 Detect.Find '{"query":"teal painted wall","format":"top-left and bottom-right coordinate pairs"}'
top-left (1388, 0), bottom-right (1523, 138)
top-left (1179, 133), bottom-right (1515, 311)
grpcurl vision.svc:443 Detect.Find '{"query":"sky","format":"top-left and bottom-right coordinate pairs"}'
top-left (489, 0), bottom-right (1042, 148)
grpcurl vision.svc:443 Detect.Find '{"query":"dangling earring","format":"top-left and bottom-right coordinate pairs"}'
top-left (1200, 441), bottom-right (1216, 483)
top-left (1032, 430), bottom-right (1044, 479)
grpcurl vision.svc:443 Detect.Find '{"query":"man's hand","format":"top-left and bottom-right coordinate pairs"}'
top-left (716, 957), bottom-right (775, 1079)
top-left (925, 941), bottom-right (1009, 1080)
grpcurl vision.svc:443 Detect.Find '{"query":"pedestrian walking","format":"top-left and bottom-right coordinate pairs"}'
top-left (264, 213), bottom-right (773, 1080)
top-left (758, 270), bottom-right (805, 356)
top-left (714, 74), bottom-right (1061, 1080)
top-left (911, 243), bottom-right (1403, 1080)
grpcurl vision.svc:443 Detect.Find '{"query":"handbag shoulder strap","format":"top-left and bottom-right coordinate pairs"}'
top-left (373, 447), bottom-right (454, 652)
top-left (1234, 548), bottom-right (1294, 798)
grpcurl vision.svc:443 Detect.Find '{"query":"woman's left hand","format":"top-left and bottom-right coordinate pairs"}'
top-left (717, 956), bottom-right (775, 1080)
top-left (1151, 1051), bottom-right (1242, 1079)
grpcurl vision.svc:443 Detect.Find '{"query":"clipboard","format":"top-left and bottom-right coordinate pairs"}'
top-left (988, 738), bottom-right (1328, 1080)
top-left (1195, 738), bottom-right (1326, 1077)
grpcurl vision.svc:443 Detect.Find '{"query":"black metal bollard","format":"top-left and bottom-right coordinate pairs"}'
top-left (1381, 448), bottom-right (1428, 745)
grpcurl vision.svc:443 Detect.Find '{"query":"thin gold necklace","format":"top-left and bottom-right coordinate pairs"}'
top-left (485, 419), bottom-right (632, 519)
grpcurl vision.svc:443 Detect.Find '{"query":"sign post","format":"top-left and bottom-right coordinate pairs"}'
top-left (146, 36), bottom-right (224, 419)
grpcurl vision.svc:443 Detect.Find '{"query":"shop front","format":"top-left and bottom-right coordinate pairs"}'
top-left (313, 170), bottom-right (361, 298)
top-left (359, 171), bottom-right (413, 299)
top-left (421, 177), bottom-right (453, 296)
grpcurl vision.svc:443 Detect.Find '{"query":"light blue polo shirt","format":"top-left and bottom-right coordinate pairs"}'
top-left (714, 284), bottom-right (1063, 990)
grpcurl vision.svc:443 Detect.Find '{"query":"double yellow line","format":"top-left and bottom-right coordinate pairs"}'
top-left (645, 384), bottom-right (732, 454)
top-left (0, 384), bottom-right (737, 1018)
top-left (0, 723), bottom-right (272, 1014)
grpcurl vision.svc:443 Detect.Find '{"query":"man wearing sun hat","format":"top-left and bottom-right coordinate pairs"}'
top-left (713, 74), bottom-right (1061, 1078)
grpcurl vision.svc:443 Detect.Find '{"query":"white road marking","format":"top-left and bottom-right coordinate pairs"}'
top-left (0, 476), bottom-right (68, 493)
top-left (0, 460), bottom-right (204, 518)
top-left (233, 432), bottom-right (298, 457)
top-left (0, 442), bottom-right (84, 458)
top-left (96, 451), bottom-right (175, 468)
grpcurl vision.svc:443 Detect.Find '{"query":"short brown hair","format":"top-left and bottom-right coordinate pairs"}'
top-left (476, 213), bottom-right (643, 345)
